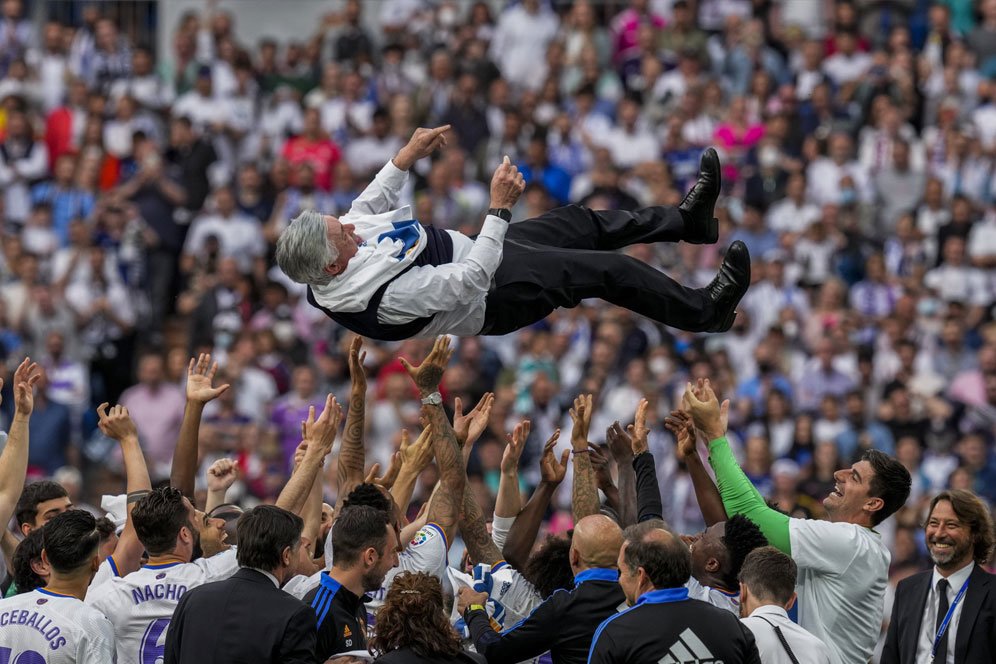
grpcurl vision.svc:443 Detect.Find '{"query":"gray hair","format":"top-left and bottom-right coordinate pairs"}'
top-left (275, 210), bottom-right (338, 286)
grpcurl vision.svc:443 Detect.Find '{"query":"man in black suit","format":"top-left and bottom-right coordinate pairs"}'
top-left (882, 489), bottom-right (996, 664)
top-left (164, 505), bottom-right (318, 664)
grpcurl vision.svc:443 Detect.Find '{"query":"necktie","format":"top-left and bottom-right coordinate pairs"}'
top-left (934, 578), bottom-right (950, 662)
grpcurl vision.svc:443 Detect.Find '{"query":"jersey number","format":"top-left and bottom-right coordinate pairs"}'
top-left (140, 617), bottom-right (171, 664)
top-left (0, 648), bottom-right (45, 664)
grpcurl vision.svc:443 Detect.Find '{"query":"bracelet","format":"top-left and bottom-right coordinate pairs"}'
top-left (572, 449), bottom-right (591, 455)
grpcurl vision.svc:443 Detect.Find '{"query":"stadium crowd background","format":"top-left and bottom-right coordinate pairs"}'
top-left (0, 0), bottom-right (994, 657)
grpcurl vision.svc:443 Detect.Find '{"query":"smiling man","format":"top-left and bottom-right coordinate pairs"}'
top-left (275, 125), bottom-right (750, 341)
top-left (881, 490), bottom-right (995, 664)
top-left (682, 380), bottom-right (911, 664)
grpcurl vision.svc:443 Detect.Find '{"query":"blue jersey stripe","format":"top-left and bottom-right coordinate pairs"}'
top-left (587, 604), bottom-right (640, 664)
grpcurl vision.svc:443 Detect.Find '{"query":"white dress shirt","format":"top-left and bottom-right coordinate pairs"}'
top-left (916, 561), bottom-right (975, 664)
top-left (309, 160), bottom-right (508, 338)
top-left (742, 604), bottom-right (832, 664)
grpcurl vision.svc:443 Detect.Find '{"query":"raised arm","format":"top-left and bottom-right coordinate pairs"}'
top-left (665, 408), bottom-right (727, 527)
top-left (391, 424), bottom-right (434, 512)
top-left (496, 420), bottom-right (527, 519)
top-left (204, 458), bottom-right (239, 514)
top-left (453, 393), bottom-right (495, 465)
top-left (377, 157), bottom-right (525, 320)
top-left (570, 394), bottom-right (600, 523)
top-left (627, 398), bottom-right (665, 524)
top-left (0, 360), bottom-right (40, 529)
top-left (343, 126), bottom-right (450, 219)
top-left (336, 337), bottom-right (367, 506)
top-left (502, 430), bottom-right (567, 571)
top-left (97, 403), bottom-right (152, 576)
top-left (172, 354), bottom-right (230, 498)
top-left (589, 444), bottom-right (621, 518)
top-left (277, 395), bottom-right (341, 515)
top-left (606, 423), bottom-right (638, 527)
top-left (684, 380), bottom-right (791, 552)
top-left (399, 337), bottom-right (464, 548)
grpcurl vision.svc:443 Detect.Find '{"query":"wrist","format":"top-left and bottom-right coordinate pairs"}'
top-left (186, 399), bottom-right (206, 409)
top-left (12, 411), bottom-right (30, 422)
top-left (704, 430), bottom-right (726, 443)
top-left (393, 150), bottom-right (414, 171)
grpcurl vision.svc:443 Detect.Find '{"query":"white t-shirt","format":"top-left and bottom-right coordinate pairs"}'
top-left (85, 550), bottom-right (239, 664)
top-left (447, 562), bottom-right (543, 629)
top-left (741, 604), bottom-right (833, 664)
top-left (287, 523), bottom-right (451, 631)
top-left (789, 519), bottom-right (890, 664)
top-left (686, 576), bottom-right (740, 615)
top-left (0, 588), bottom-right (117, 663)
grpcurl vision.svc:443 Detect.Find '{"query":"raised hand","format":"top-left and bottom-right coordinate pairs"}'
top-left (605, 422), bottom-right (633, 462)
top-left (207, 458), bottom-right (239, 492)
top-left (682, 378), bottom-right (728, 442)
top-left (365, 452), bottom-right (402, 489)
top-left (398, 336), bottom-right (453, 396)
top-left (490, 155), bottom-right (526, 209)
top-left (12, 358), bottom-right (41, 416)
top-left (501, 419), bottom-right (529, 475)
top-left (539, 429), bottom-right (569, 485)
top-left (394, 125), bottom-right (451, 170)
top-left (664, 409), bottom-right (697, 461)
top-left (347, 336), bottom-right (366, 392)
top-left (186, 353), bottom-right (230, 404)
top-left (569, 394), bottom-right (594, 452)
top-left (398, 426), bottom-right (434, 475)
top-left (96, 403), bottom-right (138, 441)
top-left (302, 394), bottom-right (343, 457)
top-left (453, 392), bottom-right (495, 449)
top-left (627, 398), bottom-right (650, 456)
top-left (589, 443), bottom-right (614, 493)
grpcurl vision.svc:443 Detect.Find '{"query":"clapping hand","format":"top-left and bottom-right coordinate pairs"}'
top-left (681, 378), bottom-right (729, 442)
top-left (627, 398), bottom-right (650, 456)
top-left (302, 394), bottom-right (343, 458)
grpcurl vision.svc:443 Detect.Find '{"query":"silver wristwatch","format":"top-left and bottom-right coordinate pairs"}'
top-left (421, 391), bottom-right (442, 406)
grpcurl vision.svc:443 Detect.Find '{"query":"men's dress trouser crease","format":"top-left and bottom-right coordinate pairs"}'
top-left (481, 204), bottom-right (715, 335)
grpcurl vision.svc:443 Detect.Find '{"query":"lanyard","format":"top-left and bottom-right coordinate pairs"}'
top-left (930, 575), bottom-right (971, 662)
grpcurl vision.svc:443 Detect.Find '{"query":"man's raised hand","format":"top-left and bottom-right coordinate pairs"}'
top-left (96, 403), bottom-right (138, 441)
top-left (348, 336), bottom-right (366, 392)
top-left (490, 155), bottom-right (526, 209)
top-left (453, 392), bottom-right (494, 448)
top-left (186, 353), bottom-right (230, 404)
top-left (501, 419), bottom-right (529, 474)
top-left (365, 452), bottom-right (402, 489)
top-left (394, 125), bottom-right (451, 171)
top-left (665, 409), bottom-right (697, 461)
top-left (627, 398), bottom-right (650, 455)
top-left (12, 358), bottom-right (41, 416)
top-left (539, 429), bottom-right (569, 485)
top-left (605, 422), bottom-right (633, 462)
top-left (682, 378), bottom-right (729, 442)
top-left (398, 426), bottom-right (435, 475)
top-left (569, 394), bottom-right (594, 452)
top-left (302, 394), bottom-right (343, 457)
top-left (207, 458), bottom-right (239, 492)
top-left (399, 336), bottom-right (453, 396)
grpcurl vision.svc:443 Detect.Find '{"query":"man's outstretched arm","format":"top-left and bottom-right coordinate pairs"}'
top-left (336, 337), bottom-right (367, 509)
top-left (343, 125), bottom-right (451, 219)
top-left (0, 360), bottom-right (40, 532)
top-left (627, 399), bottom-right (665, 524)
top-left (172, 354), bottom-right (230, 498)
top-left (570, 394), bottom-right (600, 522)
top-left (666, 409), bottom-right (727, 527)
top-left (684, 380), bottom-right (791, 552)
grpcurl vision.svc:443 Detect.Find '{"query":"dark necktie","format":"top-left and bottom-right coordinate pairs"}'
top-left (934, 578), bottom-right (950, 662)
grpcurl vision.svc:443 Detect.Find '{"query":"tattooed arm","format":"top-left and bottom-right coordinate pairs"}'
top-left (570, 394), bottom-right (600, 522)
top-left (337, 337), bottom-right (367, 506)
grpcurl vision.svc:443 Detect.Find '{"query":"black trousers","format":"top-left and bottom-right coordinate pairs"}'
top-left (480, 204), bottom-right (714, 335)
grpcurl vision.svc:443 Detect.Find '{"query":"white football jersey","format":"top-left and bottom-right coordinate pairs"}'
top-left (289, 522), bottom-right (451, 634)
top-left (84, 550), bottom-right (238, 664)
top-left (686, 576), bottom-right (740, 614)
top-left (0, 588), bottom-right (116, 663)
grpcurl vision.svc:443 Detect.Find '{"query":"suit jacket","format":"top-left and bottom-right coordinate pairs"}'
top-left (882, 565), bottom-right (995, 664)
top-left (164, 568), bottom-right (317, 664)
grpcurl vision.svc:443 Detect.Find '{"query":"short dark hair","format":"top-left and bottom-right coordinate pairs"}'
top-left (15, 481), bottom-right (68, 527)
top-left (236, 505), bottom-right (303, 572)
top-left (622, 523), bottom-right (690, 589)
top-left (928, 490), bottom-right (995, 565)
top-left (95, 516), bottom-right (117, 543)
top-left (132, 486), bottom-right (192, 556)
top-left (42, 510), bottom-right (100, 574)
top-left (12, 528), bottom-right (46, 593)
top-left (330, 505), bottom-right (389, 568)
top-left (720, 515), bottom-right (768, 588)
top-left (739, 546), bottom-right (796, 605)
top-left (862, 449), bottom-right (912, 526)
top-left (523, 535), bottom-right (575, 599)
top-left (342, 483), bottom-right (392, 515)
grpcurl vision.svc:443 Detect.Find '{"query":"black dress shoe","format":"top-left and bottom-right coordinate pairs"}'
top-left (705, 240), bottom-right (750, 333)
top-left (679, 147), bottom-right (721, 244)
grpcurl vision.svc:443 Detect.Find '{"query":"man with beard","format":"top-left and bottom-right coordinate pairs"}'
top-left (85, 485), bottom-right (237, 663)
top-left (683, 379), bottom-right (911, 664)
top-left (882, 490), bottom-right (996, 664)
top-left (303, 504), bottom-right (400, 660)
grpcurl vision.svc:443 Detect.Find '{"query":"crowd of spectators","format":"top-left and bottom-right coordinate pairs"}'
top-left (0, 0), bottom-right (995, 650)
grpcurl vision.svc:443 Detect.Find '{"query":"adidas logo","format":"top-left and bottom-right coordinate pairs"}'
top-left (657, 628), bottom-right (724, 663)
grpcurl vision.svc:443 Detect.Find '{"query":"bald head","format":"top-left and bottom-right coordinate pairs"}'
top-left (571, 515), bottom-right (624, 572)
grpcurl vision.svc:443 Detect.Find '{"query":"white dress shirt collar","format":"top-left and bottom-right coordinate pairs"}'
top-left (248, 568), bottom-right (281, 588)
top-left (931, 560), bottom-right (975, 592)
top-left (748, 603), bottom-right (791, 621)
